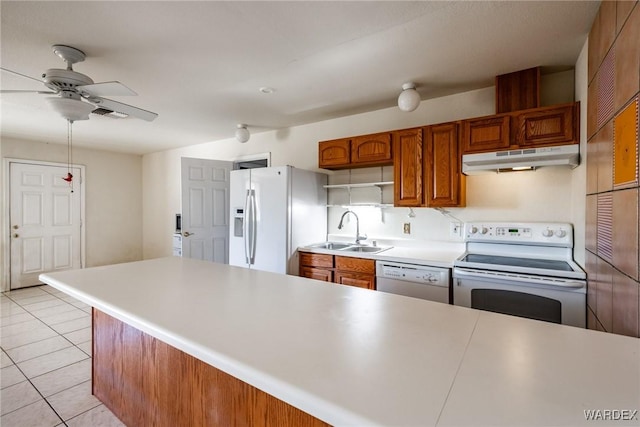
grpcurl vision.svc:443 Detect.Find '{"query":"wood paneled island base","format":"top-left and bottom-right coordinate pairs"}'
top-left (92, 309), bottom-right (329, 426)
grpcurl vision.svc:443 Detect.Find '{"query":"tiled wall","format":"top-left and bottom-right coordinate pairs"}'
top-left (586, 0), bottom-right (640, 337)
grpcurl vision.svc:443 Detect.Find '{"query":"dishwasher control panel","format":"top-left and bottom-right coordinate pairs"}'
top-left (376, 260), bottom-right (451, 303)
top-left (376, 261), bottom-right (449, 286)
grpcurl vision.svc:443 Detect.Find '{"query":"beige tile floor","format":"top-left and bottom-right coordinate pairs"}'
top-left (1, 285), bottom-right (124, 426)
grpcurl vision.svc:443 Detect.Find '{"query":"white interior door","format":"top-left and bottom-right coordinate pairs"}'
top-left (10, 162), bottom-right (82, 289)
top-left (181, 157), bottom-right (232, 263)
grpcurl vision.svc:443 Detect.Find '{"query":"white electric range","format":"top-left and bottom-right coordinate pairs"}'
top-left (453, 222), bottom-right (586, 328)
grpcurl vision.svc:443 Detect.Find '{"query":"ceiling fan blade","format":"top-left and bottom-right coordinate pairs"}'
top-left (76, 81), bottom-right (137, 97)
top-left (86, 96), bottom-right (158, 122)
top-left (0, 67), bottom-right (43, 84)
top-left (1, 90), bottom-right (55, 94)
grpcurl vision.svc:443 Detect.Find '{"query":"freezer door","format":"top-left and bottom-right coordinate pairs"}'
top-left (228, 169), bottom-right (251, 268)
top-left (250, 167), bottom-right (289, 274)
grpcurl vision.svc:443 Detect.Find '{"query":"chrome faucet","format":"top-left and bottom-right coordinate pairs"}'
top-left (338, 210), bottom-right (367, 244)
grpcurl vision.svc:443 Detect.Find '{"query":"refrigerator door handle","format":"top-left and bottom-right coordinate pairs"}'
top-left (244, 190), bottom-right (251, 264)
top-left (249, 190), bottom-right (257, 264)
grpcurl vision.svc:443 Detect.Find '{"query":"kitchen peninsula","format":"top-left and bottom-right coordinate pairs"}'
top-left (40, 257), bottom-right (639, 426)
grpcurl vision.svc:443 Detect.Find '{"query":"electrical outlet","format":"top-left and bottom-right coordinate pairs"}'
top-left (403, 223), bottom-right (411, 234)
top-left (449, 221), bottom-right (462, 237)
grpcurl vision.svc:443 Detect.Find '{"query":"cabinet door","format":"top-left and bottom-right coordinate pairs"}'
top-left (299, 252), bottom-right (333, 268)
top-left (335, 272), bottom-right (375, 290)
top-left (318, 138), bottom-right (350, 169)
top-left (424, 123), bottom-right (465, 207)
top-left (300, 266), bottom-right (333, 282)
top-left (516, 103), bottom-right (577, 147)
top-left (335, 256), bottom-right (375, 275)
top-left (462, 116), bottom-right (510, 153)
top-left (351, 132), bottom-right (392, 166)
top-left (393, 128), bottom-right (423, 207)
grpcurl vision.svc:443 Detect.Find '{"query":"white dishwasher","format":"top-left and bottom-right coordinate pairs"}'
top-left (376, 260), bottom-right (450, 303)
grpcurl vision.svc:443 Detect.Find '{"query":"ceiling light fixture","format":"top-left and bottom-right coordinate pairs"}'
top-left (235, 124), bottom-right (250, 143)
top-left (397, 82), bottom-right (420, 112)
top-left (46, 96), bottom-right (94, 121)
top-left (259, 87), bottom-right (275, 94)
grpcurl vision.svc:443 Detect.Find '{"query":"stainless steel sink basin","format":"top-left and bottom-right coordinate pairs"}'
top-left (340, 245), bottom-right (390, 254)
top-left (309, 242), bottom-right (352, 250)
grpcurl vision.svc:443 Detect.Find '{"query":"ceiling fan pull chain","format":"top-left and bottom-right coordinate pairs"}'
top-left (63, 119), bottom-right (74, 192)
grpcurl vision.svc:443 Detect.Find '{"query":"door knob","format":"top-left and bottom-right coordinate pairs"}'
top-left (13, 233), bottom-right (19, 238)
top-left (183, 231), bottom-right (194, 237)
top-left (12, 225), bottom-right (19, 230)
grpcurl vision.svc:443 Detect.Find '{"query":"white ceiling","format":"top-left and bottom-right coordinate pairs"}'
top-left (1, 1), bottom-right (599, 155)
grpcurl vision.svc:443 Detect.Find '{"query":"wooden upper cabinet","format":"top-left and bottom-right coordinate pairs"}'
top-left (462, 102), bottom-right (579, 155)
top-left (393, 128), bottom-right (423, 207)
top-left (424, 123), bottom-right (465, 207)
top-left (462, 116), bottom-right (511, 154)
top-left (319, 132), bottom-right (392, 170)
top-left (495, 67), bottom-right (540, 114)
top-left (351, 132), bottom-right (392, 165)
top-left (318, 138), bottom-right (350, 169)
top-left (515, 103), bottom-right (577, 147)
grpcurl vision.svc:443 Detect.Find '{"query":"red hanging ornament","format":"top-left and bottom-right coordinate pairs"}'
top-left (63, 172), bottom-right (73, 182)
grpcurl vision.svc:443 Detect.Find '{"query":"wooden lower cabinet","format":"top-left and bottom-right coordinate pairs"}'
top-left (335, 272), bottom-right (375, 290)
top-left (299, 251), bottom-right (376, 290)
top-left (300, 266), bottom-right (333, 282)
top-left (93, 309), bottom-right (328, 427)
top-left (335, 256), bottom-right (375, 290)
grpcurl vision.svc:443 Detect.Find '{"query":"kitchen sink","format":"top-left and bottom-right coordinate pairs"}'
top-left (340, 245), bottom-right (391, 254)
top-left (308, 242), bottom-right (352, 250)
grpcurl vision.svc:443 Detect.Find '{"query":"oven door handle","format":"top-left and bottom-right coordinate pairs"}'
top-left (453, 267), bottom-right (586, 289)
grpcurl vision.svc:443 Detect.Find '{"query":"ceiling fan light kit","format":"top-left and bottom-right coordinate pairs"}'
top-left (1, 44), bottom-right (158, 122)
top-left (235, 124), bottom-right (250, 143)
top-left (397, 82), bottom-right (420, 112)
top-left (46, 97), bottom-right (94, 121)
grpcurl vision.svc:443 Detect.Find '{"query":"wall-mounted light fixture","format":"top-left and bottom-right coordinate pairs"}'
top-left (397, 82), bottom-right (420, 112)
top-left (235, 124), bottom-right (250, 143)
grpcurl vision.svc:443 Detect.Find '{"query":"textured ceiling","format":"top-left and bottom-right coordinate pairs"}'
top-left (0, 1), bottom-right (599, 155)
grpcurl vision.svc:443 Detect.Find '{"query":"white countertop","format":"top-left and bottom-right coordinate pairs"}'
top-left (40, 257), bottom-right (640, 426)
top-left (299, 240), bottom-right (465, 268)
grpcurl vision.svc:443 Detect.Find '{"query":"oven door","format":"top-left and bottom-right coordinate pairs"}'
top-left (453, 268), bottom-right (586, 328)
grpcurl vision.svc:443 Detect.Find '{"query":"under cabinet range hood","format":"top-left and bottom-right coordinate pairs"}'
top-left (462, 144), bottom-right (580, 175)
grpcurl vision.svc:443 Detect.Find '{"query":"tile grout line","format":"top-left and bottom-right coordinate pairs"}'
top-left (1, 349), bottom-right (66, 425)
top-left (1, 286), bottom-right (95, 426)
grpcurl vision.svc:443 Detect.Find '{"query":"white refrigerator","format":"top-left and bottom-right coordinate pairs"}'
top-left (229, 166), bottom-right (327, 275)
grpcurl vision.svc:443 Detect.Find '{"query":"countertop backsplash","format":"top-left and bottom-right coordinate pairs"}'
top-left (326, 165), bottom-right (581, 248)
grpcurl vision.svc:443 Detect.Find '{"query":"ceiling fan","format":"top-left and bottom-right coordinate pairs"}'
top-left (1, 44), bottom-right (158, 122)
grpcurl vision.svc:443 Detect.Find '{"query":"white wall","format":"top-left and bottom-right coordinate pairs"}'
top-left (143, 71), bottom-right (586, 263)
top-left (1, 137), bottom-right (143, 290)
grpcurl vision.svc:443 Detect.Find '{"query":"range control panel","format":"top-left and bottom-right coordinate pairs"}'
top-left (464, 222), bottom-right (573, 247)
